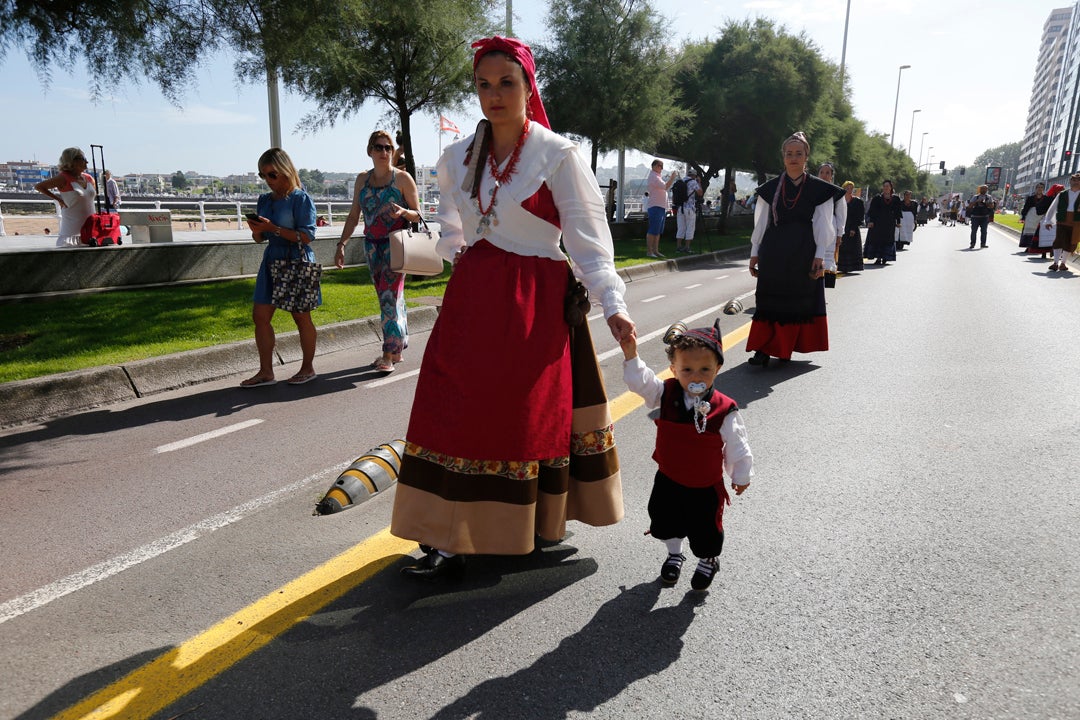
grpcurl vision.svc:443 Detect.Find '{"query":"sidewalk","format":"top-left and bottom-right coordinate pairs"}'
top-left (0, 248), bottom-right (746, 430)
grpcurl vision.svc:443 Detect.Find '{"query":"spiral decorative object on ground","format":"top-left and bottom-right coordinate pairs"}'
top-left (315, 439), bottom-right (406, 515)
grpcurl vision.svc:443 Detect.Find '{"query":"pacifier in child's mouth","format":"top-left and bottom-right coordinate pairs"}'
top-left (687, 382), bottom-right (709, 397)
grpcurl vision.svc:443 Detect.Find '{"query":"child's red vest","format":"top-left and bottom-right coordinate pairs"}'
top-left (652, 378), bottom-right (737, 488)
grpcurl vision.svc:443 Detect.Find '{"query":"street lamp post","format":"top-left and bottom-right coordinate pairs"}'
top-left (908, 109), bottom-right (921, 157)
top-left (890, 64), bottom-right (911, 147)
top-left (839, 0), bottom-right (852, 86)
top-left (918, 132), bottom-right (929, 169)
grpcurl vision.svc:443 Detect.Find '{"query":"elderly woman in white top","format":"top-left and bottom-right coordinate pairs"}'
top-left (391, 36), bottom-right (635, 580)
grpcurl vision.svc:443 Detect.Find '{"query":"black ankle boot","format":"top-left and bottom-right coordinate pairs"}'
top-left (690, 557), bottom-right (719, 591)
top-left (660, 553), bottom-right (685, 586)
top-left (401, 550), bottom-right (465, 581)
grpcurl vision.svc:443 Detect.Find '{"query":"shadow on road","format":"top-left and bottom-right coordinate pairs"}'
top-left (0, 365), bottom-right (394, 478)
top-left (425, 581), bottom-right (698, 720)
top-left (20, 544), bottom-right (621, 719)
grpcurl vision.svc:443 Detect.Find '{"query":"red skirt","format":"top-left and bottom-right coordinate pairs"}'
top-left (406, 239), bottom-right (572, 460)
top-left (746, 316), bottom-right (829, 358)
top-left (393, 240), bottom-right (623, 554)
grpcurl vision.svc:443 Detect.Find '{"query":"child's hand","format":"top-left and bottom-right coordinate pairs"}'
top-left (732, 481), bottom-right (749, 496)
top-left (619, 331), bottom-right (637, 360)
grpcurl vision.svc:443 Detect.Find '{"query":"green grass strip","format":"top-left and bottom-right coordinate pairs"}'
top-left (0, 228), bottom-right (749, 384)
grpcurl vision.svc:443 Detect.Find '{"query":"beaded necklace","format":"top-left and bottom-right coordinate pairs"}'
top-left (780, 173), bottom-right (806, 210)
top-left (475, 118), bottom-right (531, 235)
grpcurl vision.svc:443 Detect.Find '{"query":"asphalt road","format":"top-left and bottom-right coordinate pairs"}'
top-left (1, 223), bottom-right (1078, 720)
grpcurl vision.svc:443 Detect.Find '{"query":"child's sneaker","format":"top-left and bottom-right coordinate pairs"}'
top-left (659, 553), bottom-right (685, 586)
top-left (690, 557), bottom-right (719, 591)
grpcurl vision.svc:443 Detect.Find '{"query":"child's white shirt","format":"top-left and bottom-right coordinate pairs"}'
top-left (623, 356), bottom-right (754, 485)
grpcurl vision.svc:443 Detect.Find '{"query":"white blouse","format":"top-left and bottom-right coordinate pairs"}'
top-left (435, 123), bottom-right (627, 319)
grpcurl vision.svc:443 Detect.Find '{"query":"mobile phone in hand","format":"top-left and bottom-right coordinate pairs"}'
top-left (246, 213), bottom-right (261, 221)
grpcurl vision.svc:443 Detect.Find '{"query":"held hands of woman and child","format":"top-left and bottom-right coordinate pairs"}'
top-left (618, 329), bottom-right (749, 496)
top-left (748, 255), bottom-right (825, 279)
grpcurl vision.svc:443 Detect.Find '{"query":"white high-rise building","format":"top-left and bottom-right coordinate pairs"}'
top-left (1017, 5), bottom-right (1077, 193)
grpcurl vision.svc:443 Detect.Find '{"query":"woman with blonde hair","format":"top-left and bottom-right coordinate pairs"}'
top-left (241, 147), bottom-right (319, 387)
top-left (335, 130), bottom-right (421, 373)
top-left (34, 147), bottom-right (96, 247)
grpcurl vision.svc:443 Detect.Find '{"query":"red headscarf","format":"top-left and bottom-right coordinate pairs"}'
top-left (471, 36), bottom-right (550, 129)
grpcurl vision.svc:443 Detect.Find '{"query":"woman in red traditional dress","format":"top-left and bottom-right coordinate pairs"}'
top-left (391, 36), bottom-right (636, 579)
top-left (746, 132), bottom-right (843, 367)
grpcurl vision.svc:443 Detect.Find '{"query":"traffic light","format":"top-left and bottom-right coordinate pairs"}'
top-left (939, 161), bottom-right (945, 170)
top-left (1005, 183), bottom-right (1010, 192)
top-left (1067, 150), bottom-right (1073, 158)
top-left (960, 167), bottom-right (966, 175)
top-left (941, 169), bottom-right (946, 175)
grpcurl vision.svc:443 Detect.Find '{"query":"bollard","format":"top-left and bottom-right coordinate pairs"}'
top-left (315, 439), bottom-right (406, 515)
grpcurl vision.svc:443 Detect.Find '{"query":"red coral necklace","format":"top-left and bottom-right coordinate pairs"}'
top-left (476, 118), bottom-right (531, 234)
top-left (780, 172), bottom-right (806, 209)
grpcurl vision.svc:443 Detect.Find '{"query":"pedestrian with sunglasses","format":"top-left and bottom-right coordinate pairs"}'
top-left (335, 130), bottom-right (422, 373)
top-left (35, 147), bottom-right (96, 247)
top-left (241, 148), bottom-right (319, 388)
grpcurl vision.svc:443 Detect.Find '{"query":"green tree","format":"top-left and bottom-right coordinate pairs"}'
top-left (664, 19), bottom-right (833, 185)
top-left (972, 142), bottom-right (1022, 172)
top-left (0, 0), bottom-right (214, 102)
top-left (279, 0), bottom-right (494, 178)
top-left (534, 0), bottom-right (688, 172)
top-left (970, 141), bottom-right (1022, 192)
top-left (171, 171), bottom-right (188, 190)
top-left (298, 168), bottom-right (326, 194)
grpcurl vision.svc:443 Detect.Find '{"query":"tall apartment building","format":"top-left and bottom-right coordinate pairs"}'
top-left (1017, 5), bottom-right (1078, 193)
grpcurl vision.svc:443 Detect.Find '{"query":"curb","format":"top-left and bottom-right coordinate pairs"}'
top-left (0, 306), bottom-right (439, 430)
top-left (0, 248), bottom-right (746, 430)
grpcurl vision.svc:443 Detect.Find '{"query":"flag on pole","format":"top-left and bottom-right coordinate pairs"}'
top-left (439, 115), bottom-right (460, 134)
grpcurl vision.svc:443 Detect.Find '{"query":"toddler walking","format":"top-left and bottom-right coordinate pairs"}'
top-left (621, 319), bottom-right (754, 591)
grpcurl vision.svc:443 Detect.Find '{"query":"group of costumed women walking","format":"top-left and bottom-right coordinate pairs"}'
top-left (1021, 173), bottom-right (1080, 273)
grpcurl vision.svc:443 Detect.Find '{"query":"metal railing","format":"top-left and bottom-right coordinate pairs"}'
top-left (0, 198), bottom-right (358, 236)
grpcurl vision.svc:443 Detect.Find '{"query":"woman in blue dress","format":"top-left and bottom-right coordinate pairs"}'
top-left (241, 148), bottom-right (319, 387)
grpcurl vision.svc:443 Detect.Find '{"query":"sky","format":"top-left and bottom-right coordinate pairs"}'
top-left (0, 0), bottom-right (1063, 178)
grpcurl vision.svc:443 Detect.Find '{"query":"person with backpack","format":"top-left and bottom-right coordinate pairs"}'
top-left (674, 168), bottom-right (704, 254)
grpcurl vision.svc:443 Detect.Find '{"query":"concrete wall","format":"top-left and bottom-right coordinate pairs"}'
top-left (0, 214), bottom-right (752, 298)
top-left (0, 238), bottom-right (368, 298)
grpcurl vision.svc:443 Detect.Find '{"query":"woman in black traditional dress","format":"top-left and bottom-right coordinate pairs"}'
top-left (1019, 182), bottom-right (1047, 255)
top-left (863, 180), bottom-right (902, 266)
top-left (837, 181), bottom-right (864, 273)
top-left (746, 132), bottom-right (843, 367)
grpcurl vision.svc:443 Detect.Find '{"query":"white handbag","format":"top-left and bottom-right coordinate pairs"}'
top-left (389, 214), bottom-right (444, 276)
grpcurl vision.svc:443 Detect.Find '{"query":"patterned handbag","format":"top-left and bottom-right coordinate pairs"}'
top-left (270, 244), bottom-right (322, 313)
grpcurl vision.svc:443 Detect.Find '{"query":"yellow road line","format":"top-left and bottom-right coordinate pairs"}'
top-left (53, 322), bottom-right (751, 719)
top-left (52, 530), bottom-right (412, 720)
